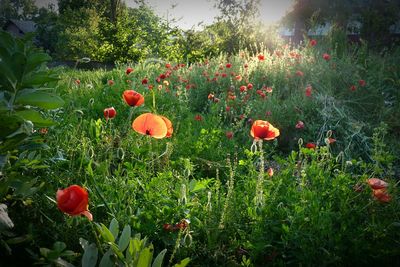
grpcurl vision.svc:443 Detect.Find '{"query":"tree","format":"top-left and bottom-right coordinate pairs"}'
top-left (0, 0), bottom-right (38, 26)
top-left (282, 0), bottom-right (400, 47)
top-left (213, 0), bottom-right (262, 53)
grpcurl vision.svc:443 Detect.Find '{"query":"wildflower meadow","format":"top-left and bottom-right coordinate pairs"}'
top-left (1, 1), bottom-right (400, 266)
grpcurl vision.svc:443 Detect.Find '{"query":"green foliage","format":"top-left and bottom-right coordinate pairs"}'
top-left (0, 31), bottom-right (63, 198)
top-left (79, 218), bottom-right (189, 267)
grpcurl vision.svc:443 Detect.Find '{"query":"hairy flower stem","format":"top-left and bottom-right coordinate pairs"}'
top-left (168, 228), bottom-right (183, 267)
top-left (255, 140), bottom-right (265, 207)
top-left (219, 157), bottom-right (235, 229)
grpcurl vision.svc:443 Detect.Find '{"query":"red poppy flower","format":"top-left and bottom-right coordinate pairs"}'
top-left (221, 73), bottom-right (227, 78)
top-left (194, 114), bottom-right (203, 121)
top-left (208, 93), bottom-right (214, 100)
top-left (295, 70), bottom-right (304, 77)
top-left (358, 80), bottom-right (366, 87)
top-left (226, 131), bottom-right (233, 139)
top-left (322, 53), bottom-right (331, 61)
top-left (142, 78), bottom-right (148, 85)
top-left (247, 83), bottom-right (253, 90)
top-left (295, 121), bottom-right (305, 129)
top-left (372, 188), bottom-right (391, 203)
top-left (226, 63), bottom-right (232, 68)
top-left (305, 85), bottom-right (312, 97)
top-left (159, 74), bottom-right (166, 79)
top-left (367, 178), bottom-right (388, 190)
top-left (309, 39), bottom-right (317, 46)
top-left (126, 67), bottom-right (134, 75)
top-left (240, 85), bottom-right (247, 92)
top-left (165, 63), bottom-right (171, 69)
top-left (305, 142), bottom-right (316, 149)
top-left (350, 85), bottom-right (357, 91)
top-left (159, 115), bottom-right (173, 138)
top-left (244, 63), bottom-right (248, 68)
top-left (108, 80), bottom-right (114, 86)
top-left (235, 75), bottom-right (242, 81)
top-left (123, 90), bottom-right (144, 107)
top-left (132, 113), bottom-right (168, 139)
top-left (57, 185), bottom-right (92, 221)
top-left (258, 54), bottom-right (265, 61)
top-left (226, 106), bottom-right (231, 112)
top-left (264, 87), bottom-right (273, 93)
top-left (103, 107), bottom-right (116, 120)
top-left (75, 79), bottom-right (80, 85)
top-left (250, 120), bottom-right (280, 140)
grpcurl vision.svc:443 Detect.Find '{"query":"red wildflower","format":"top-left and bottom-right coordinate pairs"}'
top-left (358, 80), bottom-right (366, 87)
top-left (75, 79), bottom-right (80, 85)
top-left (244, 63), bottom-right (248, 68)
top-left (57, 185), bottom-right (92, 221)
top-left (122, 90), bottom-right (144, 107)
top-left (250, 120), bottom-right (280, 141)
top-left (195, 114), bottom-right (203, 121)
top-left (322, 53), bottom-right (331, 61)
top-left (126, 67), bottom-right (134, 75)
top-left (350, 85), bottom-right (357, 91)
top-left (247, 83), bottom-right (253, 90)
top-left (226, 131), bottom-right (233, 139)
top-left (306, 142), bottom-right (316, 149)
top-left (141, 78), bottom-right (148, 85)
top-left (240, 85), bottom-right (247, 92)
top-left (295, 70), bottom-right (304, 77)
top-left (226, 63), bottom-right (232, 68)
top-left (367, 178), bottom-right (389, 190)
top-left (108, 80), bottom-right (114, 86)
top-left (309, 39), bottom-right (317, 47)
top-left (367, 178), bottom-right (391, 203)
top-left (267, 168), bottom-right (274, 177)
top-left (159, 73), bottom-right (166, 79)
top-left (132, 113), bottom-right (168, 139)
top-left (165, 63), bottom-right (171, 69)
top-left (235, 75), bottom-right (242, 81)
top-left (221, 73), bottom-right (227, 78)
top-left (305, 85), bottom-right (312, 97)
top-left (295, 121), bottom-right (305, 129)
top-left (159, 115), bottom-right (173, 138)
top-left (103, 107), bottom-right (116, 120)
top-left (258, 54), bottom-right (265, 61)
top-left (208, 93), bottom-right (215, 100)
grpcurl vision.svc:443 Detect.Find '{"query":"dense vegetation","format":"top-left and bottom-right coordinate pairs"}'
top-left (1, 24), bottom-right (400, 266)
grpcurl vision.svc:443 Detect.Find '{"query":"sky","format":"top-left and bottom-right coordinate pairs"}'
top-left (34, 0), bottom-right (294, 30)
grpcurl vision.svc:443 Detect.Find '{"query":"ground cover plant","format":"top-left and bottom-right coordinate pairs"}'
top-left (1, 29), bottom-right (400, 266)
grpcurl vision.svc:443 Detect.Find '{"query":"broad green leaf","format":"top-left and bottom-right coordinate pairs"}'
top-left (173, 257), bottom-right (190, 267)
top-left (53, 241), bottom-right (66, 252)
top-left (25, 52), bottom-right (51, 73)
top-left (10, 52), bottom-right (26, 81)
top-left (118, 225), bottom-right (131, 252)
top-left (151, 249), bottom-right (167, 267)
top-left (21, 71), bottom-right (59, 87)
top-left (80, 238), bottom-right (99, 267)
top-left (137, 246), bottom-right (153, 267)
top-left (99, 224), bottom-right (115, 243)
top-left (99, 249), bottom-right (113, 267)
top-left (16, 109), bottom-right (55, 127)
top-left (16, 91), bottom-right (64, 110)
top-left (109, 218), bottom-right (119, 240)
